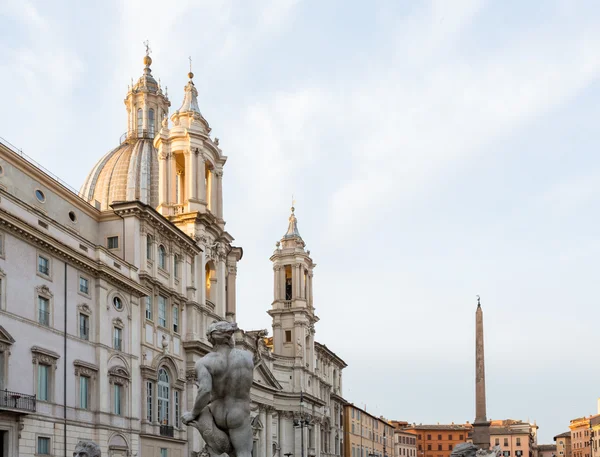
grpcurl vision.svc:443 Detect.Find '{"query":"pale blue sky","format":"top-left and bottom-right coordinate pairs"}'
top-left (2, 0), bottom-right (600, 443)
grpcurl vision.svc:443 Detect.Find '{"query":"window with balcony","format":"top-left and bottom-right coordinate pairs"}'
top-left (175, 390), bottom-right (180, 428)
top-left (158, 368), bottom-right (170, 425)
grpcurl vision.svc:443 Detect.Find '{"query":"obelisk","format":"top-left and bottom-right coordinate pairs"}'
top-left (472, 296), bottom-right (490, 450)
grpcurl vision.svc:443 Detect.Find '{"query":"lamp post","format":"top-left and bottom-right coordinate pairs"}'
top-left (294, 392), bottom-right (312, 457)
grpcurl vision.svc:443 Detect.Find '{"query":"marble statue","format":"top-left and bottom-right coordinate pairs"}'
top-left (450, 443), bottom-right (502, 457)
top-left (73, 440), bottom-right (101, 457)
top-left (182, 321), bottom-right (254, 457)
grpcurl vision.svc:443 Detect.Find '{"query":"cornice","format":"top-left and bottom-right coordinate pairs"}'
top-left (0, 207), bottom-right (148, 297)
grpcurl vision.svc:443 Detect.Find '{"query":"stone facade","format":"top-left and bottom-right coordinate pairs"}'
top-left (0, 51), bottom-right (347, 457)
top-left (393, 428), bottom-right (417, 457)
top-left (570, 416), bottom-right (595, 457)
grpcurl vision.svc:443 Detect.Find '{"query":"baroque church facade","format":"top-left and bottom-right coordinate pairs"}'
top-left (0, 51), bottom-right (346, 457)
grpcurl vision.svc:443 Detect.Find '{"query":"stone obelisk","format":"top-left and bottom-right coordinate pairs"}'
top-left (472, 296), bottom-right (490, 450)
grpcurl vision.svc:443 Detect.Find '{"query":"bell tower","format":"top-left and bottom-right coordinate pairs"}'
top-left (268, 206), bottom-right (319, 367)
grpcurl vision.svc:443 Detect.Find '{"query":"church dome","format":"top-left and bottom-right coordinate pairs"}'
top-left (79, 50), bottom-right (169, 210)
top-left (79, 139), bottom-right (158, 210)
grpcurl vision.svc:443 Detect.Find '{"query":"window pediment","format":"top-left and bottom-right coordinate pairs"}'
top-left (74, 360), bottom-right (99, 378)
top-left (0, 325), bottom-right (15, 352)
top-left (77, 303), bottom-right (92, 315)
top-left (35, 284), bottom-right (53, 297)
top-left (108, 366), bottom-right (130, 386)
top-left (31, 346), bottom-right (60, 367)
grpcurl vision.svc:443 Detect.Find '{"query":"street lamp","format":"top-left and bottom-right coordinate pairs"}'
top-left (294, 392), bottom-right (312, 457)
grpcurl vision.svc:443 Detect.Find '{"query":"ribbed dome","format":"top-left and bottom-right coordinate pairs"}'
top-left (79, 139), bottom-right (158, 210)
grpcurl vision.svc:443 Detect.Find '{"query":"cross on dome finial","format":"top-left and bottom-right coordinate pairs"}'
top-left (143, 40), bottom-right (152, 67)
top-left (188, 56), bottom-right (194, 80)
top-left (291, 194), bottom-right (296, 213)
top-left (477, 295), bottom-right (481, 308)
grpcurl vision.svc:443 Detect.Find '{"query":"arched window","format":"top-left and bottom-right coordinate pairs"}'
top-left (148, 109), bottom-right (155, 135)
top-left (158, 245), bottom-right (166, 270)
top-left (137, 109), bottom-right (143, 135)
top-left (158, 368), bottom-right (170, 425)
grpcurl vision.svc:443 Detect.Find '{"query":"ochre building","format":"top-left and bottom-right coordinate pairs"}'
top-left (404, 424), bottom-right (472, 457)
top-left (344, 405), bottom-right (395, 457)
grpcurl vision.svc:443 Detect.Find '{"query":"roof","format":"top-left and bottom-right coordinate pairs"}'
top-left (538, 445), bottom-right (557, 451)
top-left (554, 431), bottom-right (571, 440)
top-left (404, 424), bottom-right (472, 431)
top-left (489, 427), bottom-right (531, 436)
top-left (314, 341), bottom-right (347, 368)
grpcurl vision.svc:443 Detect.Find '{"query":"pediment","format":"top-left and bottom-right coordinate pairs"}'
top-left (0, 326), bottom-right (15, 345)
top-left (253, 360), bottom-right (282, 390)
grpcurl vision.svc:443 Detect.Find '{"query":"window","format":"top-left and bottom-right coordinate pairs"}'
top-left (428, 445), bottom-right (432, 451)
top-left (146, 381), bottom-right (153, 422)
top-left (114, 384), bottom-right (122, 415)
top-left (161, 449), bottom-right (168, 457)
top-left (145, 296), bottom-right (153, 320)
top-left (449, 445), bottom-right (453, 451)
top-left (158, 245), bottom-right (167, 270)
top-left (516, 438), bottom-right (521, 447)
top-left (158, 296), bottom-right (167, 327)
top-left (459, 435), bottom-right (464, 441)
top-left (38, 296), bottom-right (50, 325)
top-left (174, 254), bottom-right (179, 278)
top-left (438, 445), bottom-right (442, 451)
top-left (37, 436), bottom-right (51, 455)
top-left (113, 327), bottom-right (122, 350)
top-left (38, 255), bottom-right (50, 276)
top-left (149, 108), bottom-right (155, 135)
top-left (175, 390), bottom-right (180, 428)
top-left (504, 439), bottom-right (509, 447)
top-left (495, 439), bottom-right (500, 446)
top-left (137, 109), bottom-right (143, 132)
top-left (80, 376), bottom-right (89, 409)
top-left (38, 364), bottom-right (50, 400)
top-left (285, 330), bottom-right (292, 342)
top-left (438, 435), bottom-right (441, 440)
top-left (173, 305), bottom-right (179, 333)
top-left (147, 235), bottom-right (153, 259)
top-left (449, 435), bottom-right (453, 440)
top-left (69, 210), bottom-right (77, 222)
top-left (427, 435), bottom-right (432, 440)
top-left (79, 314), bottom-right (89, 340)
top-left (79, 276), bottom-right (89, 294)
top-left (107, 236), bottom-right (119, 249)
top-left (158, 368), bottom-right (170, 425)
top-left (35, 189), bottom-right (46, 203)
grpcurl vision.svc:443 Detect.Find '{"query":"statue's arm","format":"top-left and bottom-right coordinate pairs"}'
top-left (182, 361), bottom-right (212, 424)
top-left (191, 361), bottom-right (212, 417)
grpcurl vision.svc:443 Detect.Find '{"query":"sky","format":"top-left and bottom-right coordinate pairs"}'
top-left (1, 0), bottom-right (600, 444)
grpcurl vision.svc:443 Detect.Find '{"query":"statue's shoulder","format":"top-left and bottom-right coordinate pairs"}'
top-left (231, 348), bottom-right (254, 366)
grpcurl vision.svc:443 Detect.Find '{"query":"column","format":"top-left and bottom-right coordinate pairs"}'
top-left (273, 267), bottom-right (279, 301)
top-left (260, 407), bottom-right (267, 457)
top-left (266, 408), bottom-right (273, 457)
top-left (177, 170), bottom-right (184, 205)
top-left (295, 265), bottom-right (301, 299)
top-left (278, 413), bottom-right (283, 457)
top-left (218, 258), bottom-right (227, 318)
top-left (309, 273), bottom-right (314, 307)
top-left (140, 231), bottom-right (148, 272)
top-left (169, 154), bottom-right (177, 205)
top-left (216, 169), bottom-right (224, 219)
top-left (197, 154), bottom-right (207, 202)
top-left (158, 152), bottom-right (168, 207)
top-left (185, 151), bottom-right (194, 201)
top-left (226, 261), bottom-right (237, 322)
top-left (210, 171), bottom-right (218, 214)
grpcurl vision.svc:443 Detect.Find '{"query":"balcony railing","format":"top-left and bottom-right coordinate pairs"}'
top-left (119, 129), bottom-right (157, 144)
top-left (1, 389), bottom-right (36, 413)
top-left (283, 300), bottom-right (292, 308)
top-left (160, 424), bottom-right (174, 437)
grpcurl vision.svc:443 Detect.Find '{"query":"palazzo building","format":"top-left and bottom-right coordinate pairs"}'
top-left (0, 51), bottom-right (346, 457)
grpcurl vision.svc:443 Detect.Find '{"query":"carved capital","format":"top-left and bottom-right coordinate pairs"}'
top-left (186, 369), bottom-right (197, 382)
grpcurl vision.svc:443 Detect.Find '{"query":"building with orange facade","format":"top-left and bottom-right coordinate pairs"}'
top-left (489, 419), bottom-right (538, 457)
top-left (554, 431), bottom-right (572, 457)
top-left (403, 424), bottom-right (472, 457)
top-left (537, 444), bottom-right (557, 457)
top-left (344, 405), bottom-right (395, 457)
top-left (570, 416), bottom-right (595, 457)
